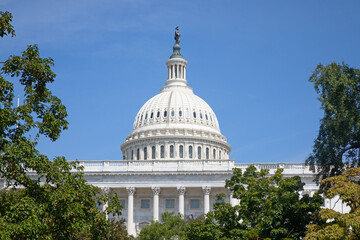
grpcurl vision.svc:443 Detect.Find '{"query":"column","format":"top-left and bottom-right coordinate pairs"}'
top-left (126, 187), bottom-right (136, 236)
top-left (101, 187), bottom-right (110, 220)
top-left (168, 66), bottom-right (170, 79)
top-left (184, 66), bottom-right (186, 79)
top-left (176, 65), bottom-right (179, 79)
top-left (177, 186), bottom-right (186, 218)
top-left (202, 186), bottom-right (211, 214)
top-left (152, 187), bottom-right (160, 221)
top-left (171, 65), bottom-right (174, 79)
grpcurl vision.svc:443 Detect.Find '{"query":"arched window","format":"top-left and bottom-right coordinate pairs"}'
top-left (164, 110), bottom-right (167, 117)
top-left (137, 148), bottom-right (140, 160)
top-left (206, 147), bottom-right (209, 159)
top-left (179, 145), bottom-right (184, 158)
top-left (140, 115), bottom-right (143, 121)
top-left (170, 145), bottom-right (174, 158)
top-left (200, 113), bottom-right (203, 119)
top-left (150, 112), bottom-right (154, 119)
top-left (193, 112), bottom-right (197, 118)
top-left (131, 150), bottom-right (134, 160)
top-left (145, 113), bottom-right (148, 120)
top-left (152, 146), bottom-right (156, 159)
top-left (171, 110), bottom-right (175, 117)
top-left (179, 110), bottom-right (182, 117)
top-left (161, 146), bottom-right (165, 158)
top-left (198, 146), bottom-right (201, 159)
top-left (189, 146), bottom-right (193, 158)
top-left (157, 111), bottom-right (160, 118)
top-left (213, 149), bottom-right (216, 159)
top-left (219, 151), bottom-right (222, 159)
top-left (210, 115), bottom-right (213, 122)
top-left (205, 114), bottom-right (208, 120)
top-left (144, 147), bottom-right (147, 160)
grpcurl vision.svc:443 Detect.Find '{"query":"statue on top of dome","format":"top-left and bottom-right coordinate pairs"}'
top-left (175, 26), bottom-right (180, 44)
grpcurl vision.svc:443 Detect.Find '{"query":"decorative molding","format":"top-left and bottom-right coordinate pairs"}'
top-left (177, 186), bottom-right (186, 195)
top-left (202, 186), bottom-right (211, 195)
top-left (152, 187), bottom-right (160, 195)
top-left (126, 187), bottom-right (136, 196)
top-left (101, 187), bottom-right (110, 194)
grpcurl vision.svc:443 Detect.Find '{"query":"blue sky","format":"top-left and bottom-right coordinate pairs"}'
top-left (1, 0), bottom-right (360, 163)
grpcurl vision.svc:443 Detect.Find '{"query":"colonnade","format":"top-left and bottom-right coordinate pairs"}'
top-left (105, 186), bottom-right (235, 236)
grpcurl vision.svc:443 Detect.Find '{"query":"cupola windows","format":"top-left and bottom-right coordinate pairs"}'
top-left (189, 146), bottom-right (193, 158)
top-left (193, 111), bottom-right (196, 118)
top-left (179, 110), bottom-right (182, 117)
top-left (164, 110), bottom-right (167, 117)
top-left (179, 145), bottom-right (184, 158)
top-left (170, 145), bottom-right (174, 158)
top-left (197, 147), bottom-right (201, 159)
top-left (161, 146), bottom-right (165, 158)
top-left (152, 146), bottom-right (156, 159)
top-left (171, 110), bottom-right (175, 117)
top-left (157, 111), bottom-right (160, 118)
top-left (144, 147), bottom-right (147, 160)
top-left (150, 112), bottom-right (154, 119)
top-left (206, 147), bottom-right (209, 159)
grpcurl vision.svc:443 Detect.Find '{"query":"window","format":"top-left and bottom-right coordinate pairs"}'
top-left (157, 111), bottom-right (160, 118)
top-left (140, 115), bottom-right (143, 121)
top-left (120, 199), bottom-right (126, 208)
top-left (206, 148), bottom-right (209, 159)
top-left (175, 65), bottom-right (177, 78)
top-left (200, 113), bottom-right (203, 119)
top-left (198, 147), bottom-right (201, 159)
top-left (189, 146), bottom-right (193, 158)
top-left (179, 145), bottom-right (184, 158)
top-left (131, 150), bottom-right (134, 160)
top-left (205, 114), bottom-right (208, 120)
top-left (144, 147), bottom-right (147, 160)
top-left (193, 111), bottom-right (196, 118)
top-left (145, 113), bottom-right (148, 120)
top-left (213, 149), bottom-right (216, 159)
top-left (161, 146), bottom-right (165, 158)
top-left (190, 199), bottom-right (200, 209)
top-left (215, 199), bottom-right (223, 204)
top-left (166, 199), bottom-right (175, 208)
top-left (164, 110), bottom-right (167, 117)
top-left (170, 145), bottom-right (174, 158)
top-left (171, 110), bottom-right (175, 117)
top-left (210, 115), bottom-right (212, 122)
top-left (137, 148), bottom-right (140, 160)
top-left (150, 112), bottom-right (154, 118)
top-left (152, 146), bottom-right (156, 159)
top-left (141, 199), bottom-right (150, 208)
top-left (179, 110), bottom-right (182, 117)
top-left (219, 151), bottom-right (222, 159)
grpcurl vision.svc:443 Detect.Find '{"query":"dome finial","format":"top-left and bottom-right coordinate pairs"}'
top-left (170, 26), bottom-right (183, 59)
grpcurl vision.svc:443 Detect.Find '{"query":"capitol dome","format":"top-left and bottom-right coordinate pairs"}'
top-left (121, 35), bottom-right (231, 161)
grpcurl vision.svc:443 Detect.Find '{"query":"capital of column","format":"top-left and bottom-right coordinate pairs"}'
top-left (126, 187), bottom-right (136, 196)
top-left (101, 187), bottom-right (110, 194)
top-left (177, 186), bottom-right (186, 195)
top-left (152, 187), bottom-right (160, 196)
top-left (202, 186), bottom-right (211, 195)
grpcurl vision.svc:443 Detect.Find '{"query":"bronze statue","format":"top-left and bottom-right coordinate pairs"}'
top-left (175, 26), bottom-right (180, 44)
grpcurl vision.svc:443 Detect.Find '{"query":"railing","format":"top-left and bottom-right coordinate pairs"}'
top-left (74, 159), bottom-right (235, 172)
top-left (69, 160), bottom-right (314, 175)
top-left (234, 162), bottom-right (313, 174)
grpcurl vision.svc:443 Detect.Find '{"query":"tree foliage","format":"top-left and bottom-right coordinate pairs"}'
top-left (222, 166), bottom-right (323, 239)
top-left (305, 167), bottom-right (360, 240)
top-left (137, 212), bottom-right (187, 240)
top-left (0, 11), bottom-right (128, 239)
top-left (306, 63), bottom-right (360, 183)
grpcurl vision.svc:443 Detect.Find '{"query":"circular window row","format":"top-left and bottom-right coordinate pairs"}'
top-left (135, 109), bottom-right (216, 127)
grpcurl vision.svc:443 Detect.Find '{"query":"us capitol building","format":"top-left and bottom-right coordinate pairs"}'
top-left (13, 29), bottom-right (351, 236)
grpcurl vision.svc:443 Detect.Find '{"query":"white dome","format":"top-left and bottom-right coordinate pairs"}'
top-left (132, 86), bottom-right (221, 135)
top-left (121, 41), bottom-right (231, 161)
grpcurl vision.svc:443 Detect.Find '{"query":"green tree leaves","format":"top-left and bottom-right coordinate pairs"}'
top-left (305, 167), bottom-right (360, 240)
top-left (307, 63), bottom-right (360, 183)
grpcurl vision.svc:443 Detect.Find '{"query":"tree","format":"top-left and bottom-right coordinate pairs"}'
top-left (305, 167), bottom-right (360, 240)
top-left (222, 166), bottom-right (323, 240)
top-left (306, 63), bottom-right (360, 183)
top-left (0, 11), bottom-right (128, 239)
top-left (137, 212), bottom-right (187, 240)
